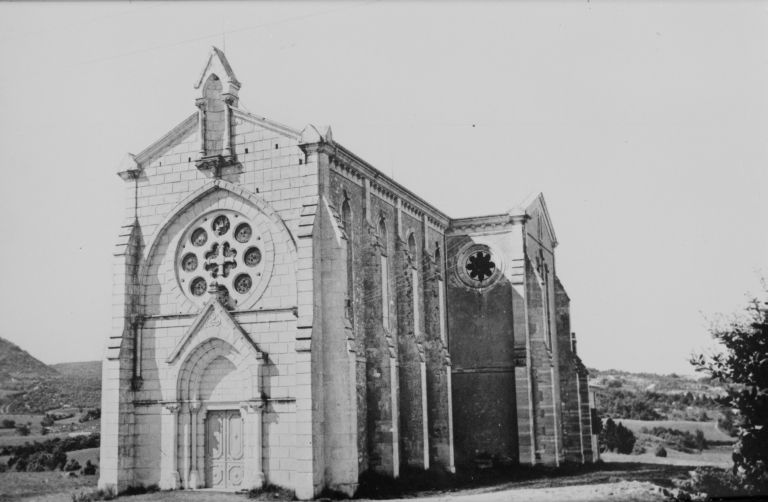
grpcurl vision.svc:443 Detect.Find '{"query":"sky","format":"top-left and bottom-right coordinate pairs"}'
top-left (0, 1), bottom-right (766, 375)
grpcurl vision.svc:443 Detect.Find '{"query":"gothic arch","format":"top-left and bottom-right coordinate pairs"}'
top-left (138, 180), bottom-right (299, 313)
top-left (174, 337), bottom-right (260, 403)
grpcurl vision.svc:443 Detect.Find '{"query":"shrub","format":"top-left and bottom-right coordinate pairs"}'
top-left (1, 419), bottom-right (16, 429)
top-left (79, 408), bottom-right (101, 423)
top-left (82, 460), bottom-right (97, 476)
top-left (15, 424), bottom-right (31, 436)
top-left (645, 426), bottom-right (708, 452)
top-left (691, 293), bottom-right (768, 486)
top-left (64, 458), bottom-right (81, 472)
top-left (655, 445), bottom-right (667, 457)
top-left (718, 410), bottom-right (740, 437)
top-left (680, 467), bottom-right (768, 498)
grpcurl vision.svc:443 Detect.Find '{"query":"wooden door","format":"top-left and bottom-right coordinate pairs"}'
top-left (205, 410), bottom-right (244, 489)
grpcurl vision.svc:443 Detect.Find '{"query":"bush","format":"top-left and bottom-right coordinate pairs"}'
top-left (82, 460), bottom-right (96, 476)
top-left (644, 426), bottom-right (708, 453)
top-left (64, 458), bottom-right (81, 472)
top-left (718, 409), bottom-right (740, 437)
top-left (79, 408), bottom-right (101, 423)
top-left (1, 419), bottom-right (16, 429)
top-left (655, 445), bottom-right (667, 457)
top-left (691, 293), bottom-right (768, 485)
top-left (15, 424), bottom-right (31, 436)
top-left (680, 467), bottom-right (768, 498)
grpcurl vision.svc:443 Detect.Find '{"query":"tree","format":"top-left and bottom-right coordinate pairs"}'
top-left (691, 294), bottom-right (768, 489)
top-left (599, 418), bottom-right (636, 454)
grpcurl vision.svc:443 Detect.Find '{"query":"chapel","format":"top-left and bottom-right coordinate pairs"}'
top-left (99, 48), bottom-right (597, 499)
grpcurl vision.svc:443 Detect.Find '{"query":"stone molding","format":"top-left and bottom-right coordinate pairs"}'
top-left (138, 179), bottom-right (298, 296)
top-left (231, 108), bottom-right (300, 140)
top-left (166, 294), bottom-right (263, 364)
top-left (134, 113), bottom-right (198, 169)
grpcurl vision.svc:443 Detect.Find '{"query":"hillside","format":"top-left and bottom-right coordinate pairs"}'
top-left (0, 337), bottom-right (101, 414)
top-left (588, 368), bottom-right (729, 422)
top-left (0, 337), bottom-right (59, 385)
top-left (588, 368), bottom-right (728, 398)
top-left (51, 361), bottom-right (102, 379)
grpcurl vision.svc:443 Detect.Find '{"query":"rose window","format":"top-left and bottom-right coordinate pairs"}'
top-left (176, 210), bottom-right (266, 308)
top-left (466, 251), bottom-right (496, 281)
top-left (456, 244), bottom-right (502, 289)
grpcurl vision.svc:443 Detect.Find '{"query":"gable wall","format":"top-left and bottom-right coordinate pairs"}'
top-left (122, 113), bottom-right (314, 490)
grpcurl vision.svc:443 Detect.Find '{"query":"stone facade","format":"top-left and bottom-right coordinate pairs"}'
top-left (446, 198), bottom-right (597, 467)
top-left (100, 48), bottom-right (595, 499)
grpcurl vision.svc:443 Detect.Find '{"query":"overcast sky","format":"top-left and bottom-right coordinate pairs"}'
top-left (0, 1), bottom-right (766, 375)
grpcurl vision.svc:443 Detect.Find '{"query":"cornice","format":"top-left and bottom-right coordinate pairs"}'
top-left (135, 113), bottom-right (198, 168)
top-left (231, 108), bottom-right (301, 139)
top-left (329, 159), bottom-right (364, 187)
top-left (330, 142), bottom-right (452, 230)
top-left (447, 214), bottom-right (516, 236)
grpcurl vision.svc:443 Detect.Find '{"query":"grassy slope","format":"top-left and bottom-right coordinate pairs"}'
top-left (617, 419), bottom-right (734, 443)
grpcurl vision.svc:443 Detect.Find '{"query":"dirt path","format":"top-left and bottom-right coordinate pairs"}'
top-left (396, 481), bottom-right (666, 502)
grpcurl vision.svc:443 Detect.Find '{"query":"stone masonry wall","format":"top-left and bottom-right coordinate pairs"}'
top-left (555, 278), bottom-right (583, 463)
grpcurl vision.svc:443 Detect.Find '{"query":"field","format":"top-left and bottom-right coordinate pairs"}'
top-left (65, 447), bottom-right (99, 466)
top-left (603, 445), bottom-right (733, 468)
top-left (0, 471), bottom-right (98, 502)
top-left (616, 419), bottom-right (735, 443)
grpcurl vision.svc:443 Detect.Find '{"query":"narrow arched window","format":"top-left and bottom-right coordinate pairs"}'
top-left (379, 218), bottom-right (390, 330)
top-left (341, 196), bottom-right (354, 322)
top-left (408, 233), bottom-right (420, 338)
top-left (435, 244), bottom-right (447, 345)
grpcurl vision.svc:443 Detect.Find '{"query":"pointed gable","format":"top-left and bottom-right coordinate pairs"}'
top-left (194, 46), bottom-right (241, 102)
top-left (166, 295), bottom-right (262, 364)
top-left (522, 192), bottom-right (558, 247)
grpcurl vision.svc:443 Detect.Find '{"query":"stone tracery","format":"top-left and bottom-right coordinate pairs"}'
top-left (176, 209), bottom-right (265, 308)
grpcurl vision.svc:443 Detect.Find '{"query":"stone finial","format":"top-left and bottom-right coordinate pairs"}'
top-left (299, 124), bottom-right (334, 145)
top-left (508, 205), bottom-right (530, 224)
top-left (208, 281), bottom-right (223, 300)
top-left (194, 46), bottom-right (241, 103)
top-left (117, 153), bottom-right (140, 181)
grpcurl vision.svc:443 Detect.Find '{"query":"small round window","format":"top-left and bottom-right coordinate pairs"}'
top-left (466, 250), bottom-right (496, 281)
top-left (456, 244), bottom-right (503, 289)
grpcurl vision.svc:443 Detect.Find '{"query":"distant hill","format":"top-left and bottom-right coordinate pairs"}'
top-left (52, 361), bottom-right (102, 379)
top-left (588, 367), bottom-right (728, 398)
top-left (0, 337), bottom-right (101, 414)
top-left (588, 368), bottom-right (728, 422)
top-left (0, 337), bottom-right (59, 385)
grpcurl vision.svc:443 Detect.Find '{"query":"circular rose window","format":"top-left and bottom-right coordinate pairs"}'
top-left (176, 210), bottom-right (266, 308)
top-left (455, 243), bottom-right (503, 289)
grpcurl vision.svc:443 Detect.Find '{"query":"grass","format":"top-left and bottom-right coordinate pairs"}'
top-left (0, 470), bottom-right (98, 502)
top-left (66, 448), bottom-right (100, 466)
top-left (616, 419), bottom-right (734, 443)
top-left (603, 444), bottom-right (733, 469)
top-left (0, 431), bottom-right (71, 448)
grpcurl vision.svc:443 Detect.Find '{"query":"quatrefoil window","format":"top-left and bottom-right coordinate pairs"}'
top-left (176, 210), bottom-right (266, 308)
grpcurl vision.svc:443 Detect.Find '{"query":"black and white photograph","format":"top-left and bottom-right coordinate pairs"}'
top-left (0, 2), bottom-right (766, 501)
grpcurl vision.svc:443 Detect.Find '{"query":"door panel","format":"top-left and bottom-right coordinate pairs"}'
top-left (205, 410), bottom-right (243, 489)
